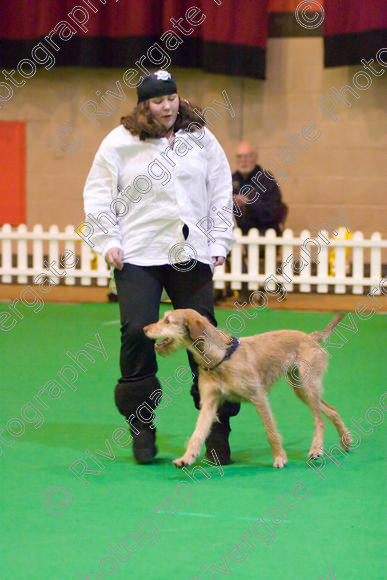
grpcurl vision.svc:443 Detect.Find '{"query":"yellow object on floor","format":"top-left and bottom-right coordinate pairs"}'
top-left (328, 227), bottom-right (353, 276)
top-left (91, 251), bottom-right (98, 270)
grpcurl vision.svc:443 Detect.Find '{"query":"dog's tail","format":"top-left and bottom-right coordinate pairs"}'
top-left (310, 313), bottom-right (346, 343)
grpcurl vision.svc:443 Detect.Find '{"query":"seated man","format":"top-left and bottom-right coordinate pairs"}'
top-left (232, 141), bottom-right (286, 235)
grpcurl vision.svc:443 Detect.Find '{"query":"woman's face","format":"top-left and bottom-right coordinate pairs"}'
top-left (148, 93), bottom-right (180, 132)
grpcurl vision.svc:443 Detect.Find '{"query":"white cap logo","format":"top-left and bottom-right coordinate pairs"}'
top-left (154, 70), bottom-right (171, 81)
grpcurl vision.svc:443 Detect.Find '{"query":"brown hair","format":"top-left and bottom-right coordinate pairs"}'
top-left (120, 97), bottom-right (205, 141)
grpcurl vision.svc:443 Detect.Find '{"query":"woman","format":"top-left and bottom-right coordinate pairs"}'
top-left (83, 70), bottom-right (240, 465)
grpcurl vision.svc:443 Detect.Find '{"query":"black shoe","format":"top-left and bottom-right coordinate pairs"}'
top-left (130, 423), bottom-right (158, 464)
top-left (205, 420), bottom-right (231, 465)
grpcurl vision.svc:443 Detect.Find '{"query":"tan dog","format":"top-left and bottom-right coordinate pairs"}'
top-left (143, 309), bottom-right (352, 469)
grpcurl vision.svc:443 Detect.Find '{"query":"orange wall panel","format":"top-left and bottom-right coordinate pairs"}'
top-left (0, 121), bottom-right (26, 225)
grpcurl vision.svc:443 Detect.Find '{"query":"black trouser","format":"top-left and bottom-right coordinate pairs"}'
top-left (113, 260), bottom-right (240, 428)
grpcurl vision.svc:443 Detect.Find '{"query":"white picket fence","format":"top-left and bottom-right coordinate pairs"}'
top-left (0, 224), bottom-right (385, 295)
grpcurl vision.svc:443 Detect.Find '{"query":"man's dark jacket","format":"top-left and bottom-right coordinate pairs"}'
top-left (232, 165), bottom-right (284, 235)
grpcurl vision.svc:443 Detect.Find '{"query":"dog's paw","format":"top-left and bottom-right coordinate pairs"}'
top-left (173, 454), bottom-right (196, 468)
top-left (308, 449), bottom-right (323, 460)
top-left (173, 458), bottom-right (187, 469)
top-left (273, 454), bottom-right (288, 469)
top-left (173, 456), bottom-right (193, 468)
top-left (341, 432), bottom-right (352, 450)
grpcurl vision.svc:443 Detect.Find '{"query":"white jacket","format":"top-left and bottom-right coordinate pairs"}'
top-left (82, 124), bottom-right (235, 266)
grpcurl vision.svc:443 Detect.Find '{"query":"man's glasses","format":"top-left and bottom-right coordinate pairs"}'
top-left (236, 153), bottom-right (254, 160)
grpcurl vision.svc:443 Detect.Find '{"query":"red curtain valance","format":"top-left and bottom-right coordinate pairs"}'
top-left (1, 1), bottom-right (386, 78)
top-left (0, 0), bottom-right (269, 79)
top-left (324, 0), bottom-right (387, 67)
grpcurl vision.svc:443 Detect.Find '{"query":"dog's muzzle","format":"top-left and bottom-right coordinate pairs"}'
top-left (154, 338), bottom-right (174, 352)
top-left (143, 325), bottom-right (174, 353)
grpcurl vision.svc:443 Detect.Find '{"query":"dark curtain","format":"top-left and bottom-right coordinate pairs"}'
top-left (324, 0), bottom-right (387, 67)
top-left (162, 0), bottom-right (269, 78)
top-left (0, 0), bottom-right (269, 79)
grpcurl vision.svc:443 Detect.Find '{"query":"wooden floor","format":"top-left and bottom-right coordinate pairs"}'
top-left (0, 284), bottom-right (386, 312)
top-left (218, 292), bottom-right (387, 312)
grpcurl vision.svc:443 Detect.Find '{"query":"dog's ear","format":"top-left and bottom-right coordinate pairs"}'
top-left (185, 311), bottom-right (206, 341)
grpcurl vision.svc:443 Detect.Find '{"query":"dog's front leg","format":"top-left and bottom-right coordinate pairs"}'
top-left (173, 395), bottom-right (219, 468)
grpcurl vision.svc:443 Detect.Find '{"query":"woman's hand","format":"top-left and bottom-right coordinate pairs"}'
top-left (105, 247), bottom-right (124, 270)
top-left (211, 256), bottom-right (225, 267)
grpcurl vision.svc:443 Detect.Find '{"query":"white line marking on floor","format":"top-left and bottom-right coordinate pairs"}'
top-left (158, 511), bottom-right (290, 522)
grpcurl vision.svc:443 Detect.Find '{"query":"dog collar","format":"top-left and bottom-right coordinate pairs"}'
top-left (205, 336), bottom-right (241, 371)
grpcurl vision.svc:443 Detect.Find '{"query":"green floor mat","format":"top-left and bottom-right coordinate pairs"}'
top-left (1, 303), bottom-right (386, 579)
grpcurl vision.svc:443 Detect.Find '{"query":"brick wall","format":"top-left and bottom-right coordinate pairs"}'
top-left (1, 37), bottom-right (386, 236)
